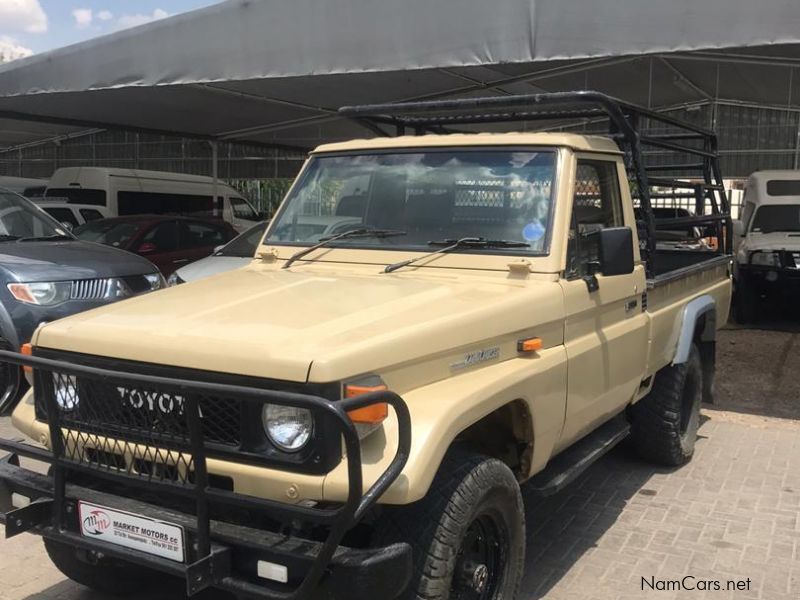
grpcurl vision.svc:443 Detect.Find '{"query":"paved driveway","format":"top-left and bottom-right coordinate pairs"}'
top-left (0, 326), bottom-right (798, 600)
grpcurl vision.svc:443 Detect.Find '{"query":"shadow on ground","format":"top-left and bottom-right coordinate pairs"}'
top-left (718, 318), bottom-right (800, 421)
top-left (520, 443), bottom-right (674, 599)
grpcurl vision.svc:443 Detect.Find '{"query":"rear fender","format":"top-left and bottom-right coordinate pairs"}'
top-left (672, 295), bottom-right (716, 366)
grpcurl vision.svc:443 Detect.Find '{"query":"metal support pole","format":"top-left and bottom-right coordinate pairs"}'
top-left (210, 141), bottom-right (219, 217)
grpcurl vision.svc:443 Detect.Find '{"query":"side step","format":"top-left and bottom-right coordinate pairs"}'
top-left (526, 415), bottom-right (630, 497)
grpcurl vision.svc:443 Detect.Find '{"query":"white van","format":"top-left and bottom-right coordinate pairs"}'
top-left (733, 169), bottom-right (800, 322)
top-left (0, 176), bottom-right (48, 198)
top-left (43, 167), bottom-right (262, 232)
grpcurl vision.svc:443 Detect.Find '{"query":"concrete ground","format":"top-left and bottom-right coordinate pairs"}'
top-left (0, 325), bottom-right (798, 600)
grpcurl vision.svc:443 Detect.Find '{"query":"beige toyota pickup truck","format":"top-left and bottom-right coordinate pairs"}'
top-left (0, 93), bottom-right (732, 600)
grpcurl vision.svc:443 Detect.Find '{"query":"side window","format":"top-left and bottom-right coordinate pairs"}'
top-left (141, 221), bottom-right (180, 253)
top-left (118, 191), bottom-right (213, 217)
top-left (44, 207), bottom-right (79, 227)
top-left (567, 160), bottom-right (624, 278)
top-left (79, 209), bottom-right (104, 222)
top-left (182, 221), bottom-right (229, 249)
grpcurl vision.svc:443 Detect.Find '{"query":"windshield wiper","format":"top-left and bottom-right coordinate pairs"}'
top-left (282, 228), bottom-right (407, 269)
top-left (0, 235), bottom-right (21, 242)
top-left (384, 238), bottom-right (530, 273)
top-left (17, 234), bottom-right (75, 242)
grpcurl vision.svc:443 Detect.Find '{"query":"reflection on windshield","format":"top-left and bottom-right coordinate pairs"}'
top-left (265, 150), bottom-right (556, 253)
top-left (0, 192), bottom-right (64, 239)
top-left (751, 205), bottom-right (800, 233)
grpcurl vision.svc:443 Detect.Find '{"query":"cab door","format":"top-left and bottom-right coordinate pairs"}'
top-left (556, 157), bottom-right (648, 448)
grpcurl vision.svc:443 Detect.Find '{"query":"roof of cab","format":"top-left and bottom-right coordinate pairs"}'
top-left (749, 170), bottom-right (800, 182)
top-left (313, 132), bottom-right (622, 155)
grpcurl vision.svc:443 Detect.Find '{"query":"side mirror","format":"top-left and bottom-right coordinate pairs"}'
top-left (598, 227), bottom-right (634, 276)
top-left (137, 242), bottom-right (157, 254)
top-left (732, 220), bottom-right (745, 238)
top-left (213, 244), bottom-right (224, 254)
top-left (60, 221), bottom-right (74, 232)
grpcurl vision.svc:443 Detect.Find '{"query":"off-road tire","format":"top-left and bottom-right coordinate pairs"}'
top-left (44, 538), bottom-right (167, 596)
top-left (629, 344), bottom-right (703, 467)
top-left (733, 279), bottom-right (759, 324)
top-left (373, 450), bottom-right (525, 600)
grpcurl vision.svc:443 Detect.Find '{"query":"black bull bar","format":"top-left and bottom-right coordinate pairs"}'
top-left (0, 350), bottom-right (413, 599)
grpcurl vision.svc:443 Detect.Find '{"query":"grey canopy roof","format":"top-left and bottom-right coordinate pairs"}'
top-left (2, 0), bottom-right (800, 150)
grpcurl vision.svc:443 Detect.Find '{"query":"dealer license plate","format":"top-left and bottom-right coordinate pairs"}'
top-left (78, 501), bottom-right (185, 562)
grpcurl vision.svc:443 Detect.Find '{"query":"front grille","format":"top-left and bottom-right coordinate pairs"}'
top-left (69, 276), bottom-right (153, 300)
top-left (36, 370), bottom-right (243, 485)
top-left (70, 278), bottom-right (114, 300)
top-left (32, 350), bottom-right (344, 480)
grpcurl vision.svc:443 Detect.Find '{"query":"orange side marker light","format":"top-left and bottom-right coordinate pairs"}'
top-left (517, 337), bottom-right (543, 353)
top-left (344, 384), bottom-right (389, 424)
top-left (21, 343), bottom-right (33, 374)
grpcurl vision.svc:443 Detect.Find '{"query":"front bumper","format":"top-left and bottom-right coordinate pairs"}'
top-left (738, 263), bottom-right (800, 293)
top-left (0, 350), bottom-right (412, 600)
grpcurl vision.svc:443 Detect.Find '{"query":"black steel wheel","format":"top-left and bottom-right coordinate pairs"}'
top-left (372, 449), bottom-right (524, 600)
top-left (452, 512), bottom-right (508, 600)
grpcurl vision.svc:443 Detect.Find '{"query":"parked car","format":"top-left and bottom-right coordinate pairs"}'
top-left (168, 221), bottom-right (268, 285)
top-left (269, 215), bottom-right (362, 242)
top-left (44, 167), bottom-right (262, 232)
top-left (34, 199), bottom-right (111, 229)
top-left (0, 93), bottom-right (732, 600)
top-left (0, 177), bottom-right (47, 199)
top-left (74, 215), bottom-right (238, 276)
top-left (0, 188), bottom-right (165, 413)
top-left (733, 169), bottom-right (800, 322)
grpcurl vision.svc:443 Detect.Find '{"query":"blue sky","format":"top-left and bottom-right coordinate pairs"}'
top-left (1, 0), bottom-right (221, 60)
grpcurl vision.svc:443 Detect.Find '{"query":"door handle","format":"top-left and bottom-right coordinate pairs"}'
top-left (625, 299), bottom-right (638, 312)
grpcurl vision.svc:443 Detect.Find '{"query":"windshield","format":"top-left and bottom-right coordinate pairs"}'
top-left (218, 221), bottom-right (268, 257)
top-left (751, 205), bottom-right (800, 233)
top-left (74, 220), bottom-right (143, 248)
top-left (0, 191), bottom-right (67, 239)
top-left (264, 150), bottom-right (556, 254)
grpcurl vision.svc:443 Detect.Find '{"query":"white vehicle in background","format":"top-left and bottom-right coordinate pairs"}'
top-left (43, 167), bottom-right (262, 232)
top-left (168, 221), bottom-right (268, 285)
top-left (169, 216), bottom-right (364, 285)
top-left (0, 176), bottom-right (47, 198)
top-left (33, 199), bottom-right (111, 229)
top-left (733, 170), bottom-right (800, 322)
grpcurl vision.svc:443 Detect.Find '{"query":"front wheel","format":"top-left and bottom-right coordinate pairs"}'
top-left (373, 451), bottom-right (525, 600)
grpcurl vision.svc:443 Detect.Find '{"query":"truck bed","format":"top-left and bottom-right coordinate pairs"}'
top-left (651, 249), bottom-right (726, 278)
top-left (645, 249), bottom-right (732, 376)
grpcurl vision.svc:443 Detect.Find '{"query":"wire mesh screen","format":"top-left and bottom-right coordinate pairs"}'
top-left (35, 369), bottom-right (243, 486)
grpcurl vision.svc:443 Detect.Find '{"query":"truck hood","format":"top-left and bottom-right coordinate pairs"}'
top-left (744, 231), bottom-right (800, 252)
top-left (0, 240), bottom-right (157, 282)
top-left (35, 265), bottom-right (562, 382)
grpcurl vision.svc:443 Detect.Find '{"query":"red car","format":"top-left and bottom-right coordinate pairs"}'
top-left (74, 215), bottom-right (239, 275)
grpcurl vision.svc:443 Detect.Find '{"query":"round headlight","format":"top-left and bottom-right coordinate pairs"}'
top-left (262, 404), bottom-right (313, 452)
